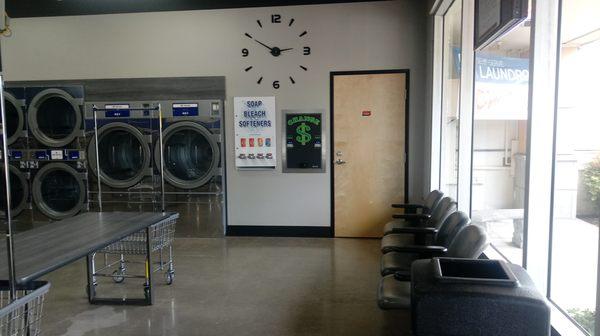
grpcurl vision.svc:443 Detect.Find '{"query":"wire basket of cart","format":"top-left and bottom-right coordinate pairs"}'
top-left (0, 280), bottom-right (50, 336)
top-left (91, 215), bottom-right (177, 294)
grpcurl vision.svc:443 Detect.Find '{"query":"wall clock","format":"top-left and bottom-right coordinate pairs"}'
top-left (242, 14), bottom-right (311, 89)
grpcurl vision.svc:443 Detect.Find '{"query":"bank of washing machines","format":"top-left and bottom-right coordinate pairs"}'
top-left (157, 100), bottom-right (224, 237)
top-left (85, 102), bottom-right (162, 212)
top-left (25, 86), bottom-right (88, 222)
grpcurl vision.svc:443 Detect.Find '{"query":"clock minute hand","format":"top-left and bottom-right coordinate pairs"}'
top-left (279, 48), bottom-right (294, 52)
top-left (254, 39), bottom-right (273, 51)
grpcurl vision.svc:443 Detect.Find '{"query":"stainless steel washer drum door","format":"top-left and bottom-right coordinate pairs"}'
top-left (27, 88), bottom-right (82, 147)
top-left (32, 163), bottom-right (85, 220)
top-left (0, 165), bottom-right (29, 218)
top-left (88, 122), bottom-right (151, 189)
top-left (4, 92), bottom-right (24, 146)
top-left (155, 121), bottom-right (220, 189)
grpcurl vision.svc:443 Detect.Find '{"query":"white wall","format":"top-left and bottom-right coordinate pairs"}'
top-left (2, 0), bottom-right (428, 228)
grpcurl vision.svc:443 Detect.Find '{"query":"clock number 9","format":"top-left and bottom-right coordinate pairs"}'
top-left (242, 48), bottom-right (249, 57)
top-left (303, 47), bottom-right (311, 55)
top-left (273, 81), bottom-right (280, 89)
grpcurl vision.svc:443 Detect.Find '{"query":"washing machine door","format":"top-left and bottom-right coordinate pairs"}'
top-left (3, 92), bottom-right (24, 146)
top-left (0, 165), bottom-right (29, 218)
top-left (88, 122), bottom-right (151, 189)
top-left (156, 121), bottom-right (220, 189)
top-left (32, 163), bottom-right (85, 220)
top-left (28, 88), bottom-right (82, 147)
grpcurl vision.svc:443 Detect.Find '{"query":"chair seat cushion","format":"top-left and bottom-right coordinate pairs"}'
top-left (380, 251), bottom-right (419, 276)
top-left (377, 274), bottom-right (411, 310)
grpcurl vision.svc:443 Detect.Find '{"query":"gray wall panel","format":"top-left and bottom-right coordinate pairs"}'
top-left (8, 77), bottom-right (225, 101)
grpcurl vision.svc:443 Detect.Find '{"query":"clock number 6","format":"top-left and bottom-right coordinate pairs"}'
top-left (242, 48), bottom-right (249, 57)
top-left (273, 81), bottom-right (280, 89)
top-left (303, 47), bottom-right (311, 55)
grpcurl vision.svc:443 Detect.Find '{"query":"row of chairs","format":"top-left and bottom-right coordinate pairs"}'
top-left (377, 190), bottom-right (490, 310)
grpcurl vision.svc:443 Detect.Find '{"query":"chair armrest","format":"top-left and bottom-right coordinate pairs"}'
top-left (392, 213), bottom-right (431, 221)
top-left (388, 227), bottom-right (438, 235)
top-left (394, 272), bottom-right (411, 281)
top-left (391, 204), bottom-right (425, 214)
top-left (390, 245), bottom-right (447, 256)
top-left (391, 203), bottom-right (424, 209)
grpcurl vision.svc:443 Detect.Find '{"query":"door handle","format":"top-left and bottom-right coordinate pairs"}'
top-left (335, 159), bottom-right (346, 165)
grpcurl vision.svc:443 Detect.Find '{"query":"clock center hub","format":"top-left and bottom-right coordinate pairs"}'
top-left (270, 47), bottom-right (282, 57)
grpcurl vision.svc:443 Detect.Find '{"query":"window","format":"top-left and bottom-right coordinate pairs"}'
top-left (439, 0), bottom-right (462, 199)
top-left (549, 1), bottom-right (600, 334)
top-left (430, 0), bottom-right (598, 333)
top-left (470, 22), bottom-right (531, 265)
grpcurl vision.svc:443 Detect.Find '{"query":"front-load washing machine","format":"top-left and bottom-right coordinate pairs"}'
top-left (3, 88), bottom-right (27, 149)
top-left (0, 150), bottom-right (30, 222)
top-left (85, 102), bottom-right (161, 212)
top-left (26, 86), bottom-right (85, 149)
top-left (28, 148), bottom-right (87, 221)
top-left (155, 100), bottom-right (224, 237)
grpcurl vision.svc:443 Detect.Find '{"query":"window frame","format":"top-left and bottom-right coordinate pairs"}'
top-left (431, 0), bottom-right (474, 213)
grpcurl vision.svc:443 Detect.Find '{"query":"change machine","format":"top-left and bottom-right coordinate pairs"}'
top-left (282, 109), bottom-right (325, 173)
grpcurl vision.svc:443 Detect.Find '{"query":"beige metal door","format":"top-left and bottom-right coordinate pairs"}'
top-left (333, 72), bottom-right (407, 238)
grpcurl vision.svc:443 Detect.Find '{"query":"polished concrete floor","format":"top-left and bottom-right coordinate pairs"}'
top-left (41, 237), bottom-right (411, 336)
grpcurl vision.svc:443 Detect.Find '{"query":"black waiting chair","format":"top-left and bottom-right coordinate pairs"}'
top-left (377, 225), bottom-right (490, 310)
top-left (383, 197), bottom-right (457, 236)
top-left (390, 190), bottom-right (443, 215)
top-left (380, 211), bottom-right (470, 276)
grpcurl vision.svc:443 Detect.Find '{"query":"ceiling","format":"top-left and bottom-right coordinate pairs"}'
top-left (7, 0), bottom-right (388, 18)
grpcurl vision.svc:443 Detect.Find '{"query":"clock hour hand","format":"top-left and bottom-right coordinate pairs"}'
top-left (253, 39), bottom-right (274, 51)
top-left (279, 48), bottom-right (294, 52)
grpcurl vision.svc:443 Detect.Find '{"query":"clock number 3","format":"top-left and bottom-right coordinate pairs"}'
top-left (303, 47), bottom-right (311, 55)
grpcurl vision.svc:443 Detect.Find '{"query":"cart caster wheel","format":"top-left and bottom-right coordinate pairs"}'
top-left (165, 271), bottom-right (174, 285)
top-left (112, 270), bottom-right (126, 284)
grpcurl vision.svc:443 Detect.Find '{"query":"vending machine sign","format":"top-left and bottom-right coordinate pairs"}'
top-left (283, 110), bottom-right (325, 173)
top-left (234, 97), bottom-right (277, 169)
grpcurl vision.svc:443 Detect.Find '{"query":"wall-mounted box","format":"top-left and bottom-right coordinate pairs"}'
top-left (234, 97), bottom-right (277, 170)
top-left (282, 109), bottom-right (325, 173)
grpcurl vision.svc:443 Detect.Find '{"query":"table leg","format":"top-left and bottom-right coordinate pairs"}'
top-left (145, 226), bottom-right (153, 305)
top-left (86, 253), bottom-right (96, 303)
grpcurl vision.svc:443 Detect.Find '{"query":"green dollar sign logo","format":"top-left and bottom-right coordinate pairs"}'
top-left (296, 122), bottom-right (312, 145)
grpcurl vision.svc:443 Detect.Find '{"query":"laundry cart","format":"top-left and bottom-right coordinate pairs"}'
top-left (0, 280), bottom-right (50, 336)
top-left (90, 213), bottom-right (178, 298)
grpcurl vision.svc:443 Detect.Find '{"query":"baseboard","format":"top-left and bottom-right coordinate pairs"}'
top-left (226, 225), bottom-right (332, 237)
